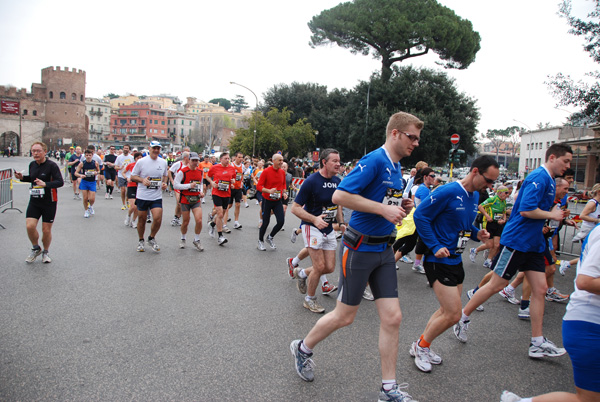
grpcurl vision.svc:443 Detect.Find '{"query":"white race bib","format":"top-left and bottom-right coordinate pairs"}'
top-left (148, 177), bottom-right (161, 189)
top-left (383, 188), bottom-right (403, 206)
top-left (455, 230), bottom-right (472, 254)
top-left (30, 186), bottom-right (45, 197)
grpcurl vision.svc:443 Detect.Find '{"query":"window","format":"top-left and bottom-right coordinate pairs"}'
top-left (120, 128), bottom-right (126, 134)
top-left (32, 110), bottom-right (37, 116)
top-left (155, 120), bottom-right (158, 124)
top-left (71, 93), bottom-right (76, 100)
top-left (22, 109), bottom-right (28, 115)
top-left (182, 120), bottom-right (184, 124)
top-left (547, 141), bottom-right (550, 148)
top-left (140, 120), bottom-right (145, 126)
top-left (181, 128), bottom-right (183, 135)
top-left (80, 95), bottom-right (83, 101)
top-left (161, 130), bottom-right (164, 134)
top-left (161, 121), bottom-right (165, 125)
top-left (130, 120), bottom-right (136, 125)
top-left (49, 91), bottom-right (53, 99)
top-left (60, 92), bottom-right (66, 99)
top-left (189, 121), bottom-right (192, 126)
top-left (527, 144), bottom-right (530, 151)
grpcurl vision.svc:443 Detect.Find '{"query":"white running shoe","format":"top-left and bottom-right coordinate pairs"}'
top-left (362, 286), bottom-right (375, 301)
top-left (124, 215), bottom-right (131, 226)
top-left (499, 288), bottom-right (519, 305)
top-left (208, 224), bottom-right (215, 238)
top-left (412, 264), bottom-right (425, 274)
top-left (147, 238), bottom-right (160, 252)
top-left (223, 225), bottom-right (231, 234)
top-left (218, 235), bottom-right (228, 246)
top-left (179, 239), bottom-right (186, 249)
top-left (400, 255), bottom-right (414, 264)
top-left (137, 240), bottom-right (145, 252)
top-left (234, 221), bottom-right (242, 229)
top-left (84, 210), bottom-right (90, 218)
top-left (266, 235), bottom-right (276, 249)
top-left (257, 240), bottom-right (266, 251)
top-left (482, 259), bottom-right (492, 268)
top-left (89, 206), bottom-right (95, 215)
top-left (528, 337), bottom-right (566, 358)
top-left (453, 320), bottom-right (469, 343)
top-left (500, 391), bottom-right (522, 402)
top-left (193, 239), bottom-right (204, 251)
top-left (409, 341), bottom-right (432, 372)
top-left (244, 202), bottom-right (249, 208)
top-left (518, 307), bottom-right (530, 320)
top-left (467, 288), bottom-right (484, 312)
top-left (290, 228), bottom-right (298, 243)
top-left (469, 247), bottom-right (477, 263)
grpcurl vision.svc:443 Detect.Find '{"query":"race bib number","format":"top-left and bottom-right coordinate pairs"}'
top-left (493, 214), bottom-right (503, 221)
top-left (217, 181), bottom-right (230, 191)
top-left (322, 205), bottom-right (338, 223)
top-left (270, 190), bottom-right (282, 200)
top-left (85, 169), bottom-right (95, 177)
top-left (455, 230), bottom-right (472, 254)
top-left (235, 172), bottom-right (242, 181)
top-left (189, 181), bottom-right (201, 192)
top-left (148, 177), bottom-right (161, 189)
top-left (203, 167), bottom-right (210, 172)
top-left (30, 186), bottom-right (45, 197)
top-left (383, 188), bottom-right (403, 206)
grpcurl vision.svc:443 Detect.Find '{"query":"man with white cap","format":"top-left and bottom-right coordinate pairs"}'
top-left (131, 141), bottom-right (169, 252)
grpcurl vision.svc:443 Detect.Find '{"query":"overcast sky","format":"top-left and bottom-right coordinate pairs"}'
top-left (1, 0), bottom-right (597, 136)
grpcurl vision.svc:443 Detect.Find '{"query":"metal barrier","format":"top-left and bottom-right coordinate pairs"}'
top-left (0, 168), bottom-right (22, 229)
top-left (556, 213), bottom-right (583, 259)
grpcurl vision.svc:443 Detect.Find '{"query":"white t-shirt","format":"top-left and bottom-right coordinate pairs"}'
top-left (116, 153), bottom-right (135, 179)
top-left (131, 155), bottom-right (168, 201)
top-left (169, 161), bottom-right (187, 175)
top-left (564, 224), bottom-right (600, 325)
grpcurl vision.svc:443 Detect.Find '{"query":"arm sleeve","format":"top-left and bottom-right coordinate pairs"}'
top-left (172, 170), bottom-right (189, 190)
top-left (46, 162), bottom-right (65, 189)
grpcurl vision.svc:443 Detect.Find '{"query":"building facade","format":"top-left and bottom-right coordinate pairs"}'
top-left (86, 97), bottom-right (111, 147)
top-left (0, 66), bottom-right (87, 154)
top-left (109, 104), bottom-right (169, 148)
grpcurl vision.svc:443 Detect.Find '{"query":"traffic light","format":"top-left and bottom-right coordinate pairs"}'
top-left (454, 149), bottom-right (465, 164)
top-left (448, 149), bottom-right (455, 165)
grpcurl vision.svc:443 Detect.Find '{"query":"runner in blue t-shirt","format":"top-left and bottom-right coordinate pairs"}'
top-left (290, 149), bottom-right (343, 314)
top-left (290, 111), bottom-right (423, 402)
top-left (410, 155), bottom-right (498, 373)
top-left (456, 143), bottom-right (573, 360)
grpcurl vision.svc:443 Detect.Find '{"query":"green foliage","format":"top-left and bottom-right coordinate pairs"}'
top-left (483, 126), bottom-right (522, 161)
top-left (308, 0), bottom-right (481, 81)
top-left (229, 108), bottom-right (316, 159)
top-left (105, 93), bottom-right (119, 99)
top-left (209, 98), bottom-right (232, 110)
top-left (231, 95), bottom-right (249, 113)
top-left (547, 0), bottom-right (600, 122)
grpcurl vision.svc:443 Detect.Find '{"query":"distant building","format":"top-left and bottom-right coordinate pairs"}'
top-left (0, 66), bottom-right (87, 154)
top-left (86, 97), bottom-right (111, 147)
top-left (109, 103), bottom-right (169, 149)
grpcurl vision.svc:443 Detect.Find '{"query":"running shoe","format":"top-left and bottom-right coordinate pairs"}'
top-left (518, 307), bottom-right (530, 320)
top-left (76, 193), bottom-right (81, 200)
top-left (412, 264), bottom-right (425, 274)
top-left (105, 193), bottom-right (109, 199)
top-left (202, 198), bottom-right (206, 204)
top-left (207, 213), bottom-right (214, 224)
top-left (363, 286), bottom-right (375, 301)
top-left (179, 239), bottom-right (186, 249)
top-left (42, 251), bottom-right (52, 263)
top-left (222, 225), bottom-right (231, 233)
top-left (73, 194), bottom-right (78, 200)
top-left (208, 224), bottom-right (215, 238)
top-left (146, 216), bottom-right (152, 223)
top-left (257, 240), bottom-right (266, 251)
top-left (25, 247), bottom-right (42, 263)
top-left (467, 288), bottom-right (484, 312)
top-left (499, 288), bottom-right (519, 305)
top-left (378, 383), bottom-right (417, 402)
top-left (500, 391), bottom-right (522, 402)
top-left (148, 238), bottom-right (160, 252)
top-left (321, 283), bottom-right (338, 295)
top-left (137, 240), bottom-right (145, 252)
top-left (266, 235), bottom-right (276, 249)
top-left (409, 341), bottom-right (432, 372)
top-left (290, 228), bottom-right (298, 243)
top-left (218, 235), bottom-right (228, 246)
top-left (303, 298), bottom-right (325, 313)
top-left (545, 288), bottom-right (569, 303)
top-left (192, 239), bottom-right (204, 251)
top-left (290, 340), bottom-right (314, 382)
top-left (469, 247), bottom-right (477, 263)
top-left (409, 340), bottom-right (442, 366)
top-left (234, 221), bottom-right (242, 229)
top-left (528, 337), bottom-right (566, 358)
top-left (84, 210), bottom-right (90, 218)
top-left (124, 215), bottom-right (131, 226)
top-left (244, 202), bottom-right (249, 208)
top-left (171, 217), bottom-right (179, 226)
top-left (109, 195), bottom-right (113, 199)
top-left (400, 255), bottom-right (414, 264)
top-left (131, 220), bottom-right (137, 229)
top-left (293, 268), bottom-right (307, 294)
top-left (559, 260), bottom-right (571, 275)
top-left (482, 259), bottom-right (492, 268)
top-left (453, 320), bottom-right (469, 343)
top-left (483, 249), bottom-right (489, 261)
top-left (89, 206), bottom-right (95, 215)
top-left (287, 257), bottom-right (296, 278)
top-left (121, 205), bottom-right (127, 210)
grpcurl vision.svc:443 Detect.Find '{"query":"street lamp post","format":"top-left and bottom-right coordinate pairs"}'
top-left (230, 81), bottom-right (258, 157)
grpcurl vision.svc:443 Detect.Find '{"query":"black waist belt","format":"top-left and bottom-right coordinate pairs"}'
top-left (346, 225), bottom-right (396, 246)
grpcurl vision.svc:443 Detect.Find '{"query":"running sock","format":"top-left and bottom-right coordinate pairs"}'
top-left (521, 299), bottom-right (530, 310)
top-left (299, 340), bottom-right (313, 355)
top-left (506, 284), bottom-right (515, 293)
top-left (181, 234), bottom-right (186, 240)
top-left (414, 259), bottom-right (421, 266)
top-left (218, 232), bottom-right (223, 237)
top-left (381, 380), bottom-right (396, 392)
top-left (210, 221), bottom-right (216, 227)
top-left (531, 336), bottom-right (544, 346)
top-left (32, 245), bottom-right (41, 250)
top-left (305, 295), bottom-right (316, 302)
top-left (473, 286), bottom-right (479, 293)
top-left (320, 275), bottom-right (328, 286)
top-left (298, 269), bottom-right (308, 279)
top-left (194, 234), bottom-right (200, 242)
top-left (418, 335), bottom-right (431, 349)
top-left (292, 256), bottom-right (301, 266)
top-left (148, 236), bottom-right (154, 241)
top-left (519, 398), bottom-right (533, 402)
top-left (461, 311), bottom-right (470, 322)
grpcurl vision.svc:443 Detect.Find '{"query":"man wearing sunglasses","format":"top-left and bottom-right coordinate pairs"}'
top-left (454, 143), bottom-right (573, 360)
top-left (410, 155), bottom-right (498, 373)
top-left (290, 111), bottom-right (422, 402)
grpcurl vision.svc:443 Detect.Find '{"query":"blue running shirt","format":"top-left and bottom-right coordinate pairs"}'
top-left (338, 146), bottom-right (404, 252)
top-left (501, 166), bottom-right (555, 253)
top-left (414, 181), bottom-right (480, 265)
top-left (294, 172), bottom-right (341, 235)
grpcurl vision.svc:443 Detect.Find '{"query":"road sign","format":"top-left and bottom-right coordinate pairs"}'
top-left (450, 134), bottom-right (460, 144)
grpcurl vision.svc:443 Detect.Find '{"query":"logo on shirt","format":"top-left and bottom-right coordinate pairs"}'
top-left (532, 182), bottom-right (539, 189)
top-left (430, 196), bottom-right (437, 204)
top-left (357, 163), bottom-right (366, 172)
top-left (322, 182), bottom-right (337, 188)
top-left (456, 196), bottom-right (464, 202)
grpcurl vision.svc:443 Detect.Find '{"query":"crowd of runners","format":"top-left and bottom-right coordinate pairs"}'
top-left (14, 110), bottom-right (600, 402)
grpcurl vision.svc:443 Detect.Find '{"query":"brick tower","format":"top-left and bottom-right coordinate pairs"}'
top-left (41, 66), bottom-right (88, 148)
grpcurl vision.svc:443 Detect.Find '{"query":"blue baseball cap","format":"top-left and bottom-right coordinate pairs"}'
top-left (149, 141), bottom-right (162, 148)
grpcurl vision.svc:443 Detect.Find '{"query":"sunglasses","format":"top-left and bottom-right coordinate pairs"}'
top-left (480, 172), bottom-right (495, 184)
top-left (400, 131), bottom-right (420, 143)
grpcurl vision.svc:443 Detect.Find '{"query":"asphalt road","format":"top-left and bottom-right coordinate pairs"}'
top-left (0, 156), bottom-right (582, 402)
